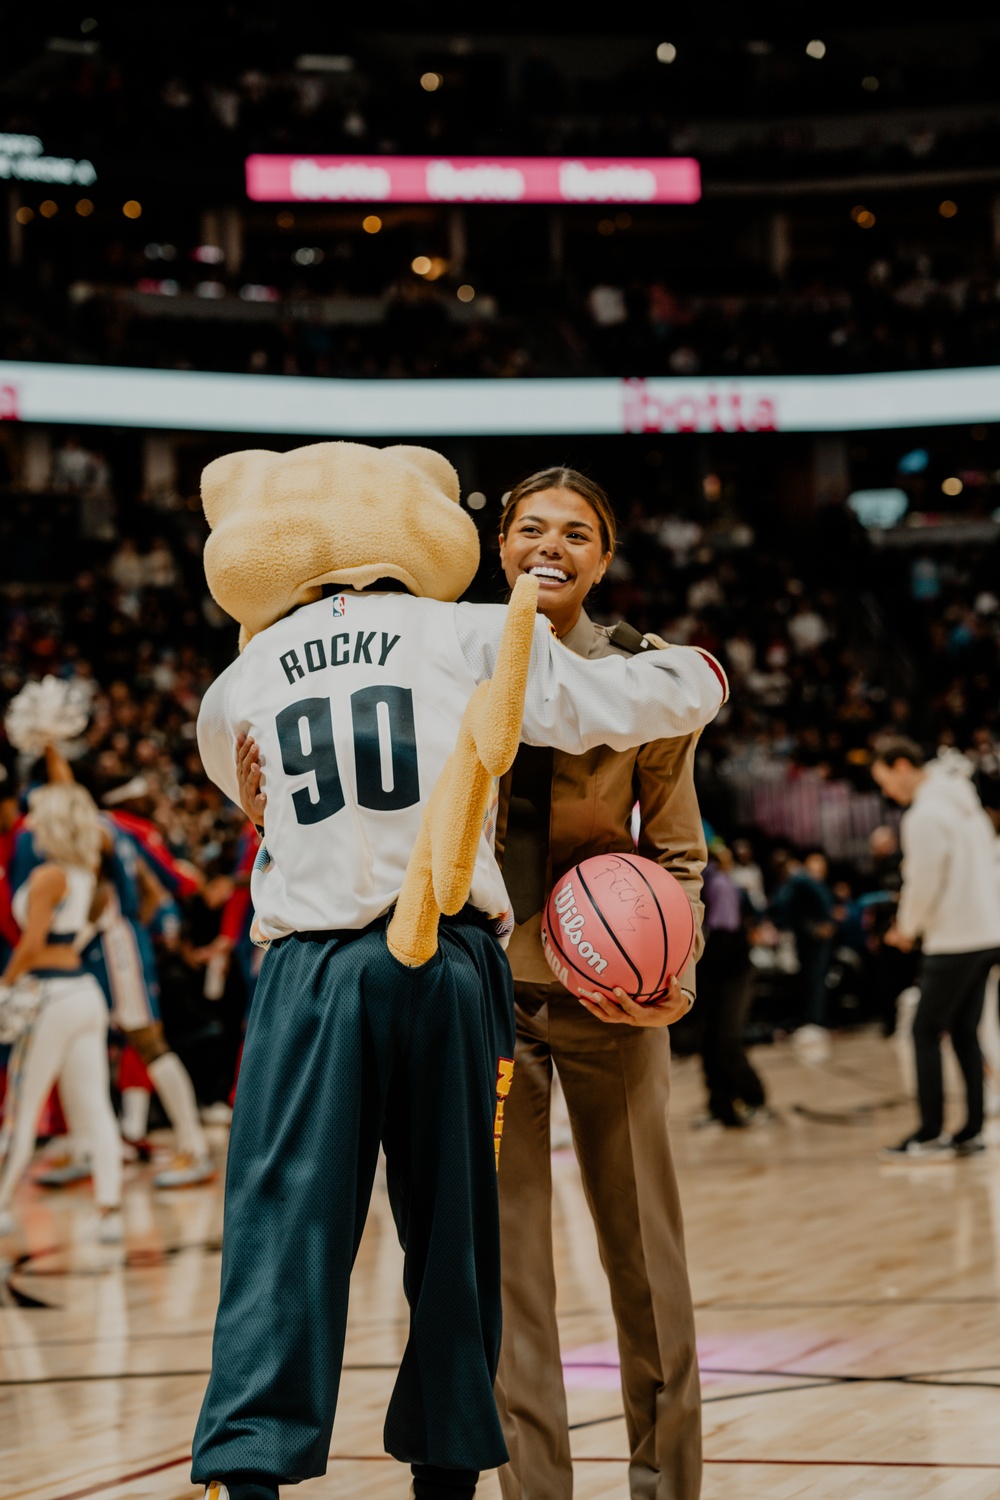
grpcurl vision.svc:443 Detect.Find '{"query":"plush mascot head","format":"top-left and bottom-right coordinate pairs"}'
top-left (201, 440), bottom-right (480, 645)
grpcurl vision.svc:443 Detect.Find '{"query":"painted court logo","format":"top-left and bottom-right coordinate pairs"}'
top-left (330, 594), bottom-right (348, 618)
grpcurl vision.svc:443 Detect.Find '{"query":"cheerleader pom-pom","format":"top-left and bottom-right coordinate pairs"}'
top-left (5, 676), bottom-right (90, 755)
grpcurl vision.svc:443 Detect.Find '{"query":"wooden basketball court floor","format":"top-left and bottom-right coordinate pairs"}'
top-left (3, 1028), bottom-right (1000, 1500)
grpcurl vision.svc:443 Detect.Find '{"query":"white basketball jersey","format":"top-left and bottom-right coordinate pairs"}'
top-left (197, 590), bottom-right (726, 941)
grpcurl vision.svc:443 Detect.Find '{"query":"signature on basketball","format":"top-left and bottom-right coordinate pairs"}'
top-left (592, 857), bottom-right (654, 934)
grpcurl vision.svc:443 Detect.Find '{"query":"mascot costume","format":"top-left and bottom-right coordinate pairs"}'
top-left (189, 441), bottom-right (726, 1500)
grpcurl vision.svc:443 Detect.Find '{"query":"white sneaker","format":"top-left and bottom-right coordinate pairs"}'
top-left (34, 1155), bottom-right (92, 1188)
top-left (735, 1102), bottom-right (777, 1128)
top-left (154, 1153), bottom-right (217, 1189)
top-left (97, 1209), bottom-right (124, 1244)
top-left (878, 1134), bottom-right (955, 1163)
top-left (791, 1023), bottom-right (831, 1063)
top-left (200, 1101), bottom-right (234, 1127)
top-left (950, 1135), bottom-right (987, 1158)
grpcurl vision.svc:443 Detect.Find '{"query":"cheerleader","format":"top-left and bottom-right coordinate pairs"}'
top-left (0, 784), bottom-right (123, 1242)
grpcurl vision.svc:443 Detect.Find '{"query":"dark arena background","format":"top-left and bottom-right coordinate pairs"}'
top-left (2, 13), bottom-right (1000, 1500)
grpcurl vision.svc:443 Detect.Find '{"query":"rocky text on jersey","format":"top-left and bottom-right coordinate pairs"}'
top-left (279, 631), bottom-right (401, 685)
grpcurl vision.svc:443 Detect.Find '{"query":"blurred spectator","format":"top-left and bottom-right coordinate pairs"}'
top-left (770, 851), bottom-right (838, 1056)
top-left (856, 824), bottom-right (915, 1032)
top-left (109, 538), bottom-right (146, 595)
top-left (787, 598), bottom-right (829, 655)
top-left (52, 437), bottom-right (105, 494)
top-left (586, 284), bottom-right (628, 328)
top-left (694, 844), bottom-right (768, 1128)
top-left (868, 825), bottom-right (903, 893)
top-left (728, 837), bottom-right (767, 913)
top-left (145, 537), bottom-right (180, 591)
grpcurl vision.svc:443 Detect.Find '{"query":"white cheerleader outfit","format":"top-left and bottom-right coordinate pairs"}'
top-left (0, 865), bottom-right (122, 1213)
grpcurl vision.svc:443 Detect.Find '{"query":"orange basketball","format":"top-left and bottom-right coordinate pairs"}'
top-left (541, 853), bottom-right (696, 1004)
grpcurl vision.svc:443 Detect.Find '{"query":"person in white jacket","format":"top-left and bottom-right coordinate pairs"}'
top-left (872, 737), bottom-right (1000, 1160)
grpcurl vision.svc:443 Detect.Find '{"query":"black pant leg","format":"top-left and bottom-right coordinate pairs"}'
top-left (696, 968), bottom-right (735, 1124)
top-left (912, 951), bottom-right (993, 1142)
top-left (947, 953), bottom-right (996, 1140)
top-left (701, 936), bottom-right (765, 1122)
top-left (191, 933), bottom-right (389, 1485)
top-left (725, 961), bottom-right (767, 1109)
top-left (380, 921), bottom-right (515, 1471)
top-left (799, 938), bottom-right (834, 1027)
top-left (912, 956), bottom-right (956, 1139)
top-left (702, 980), bottom-right (748, 1124)
top-left (869, 944), bottom-right (919, 1034)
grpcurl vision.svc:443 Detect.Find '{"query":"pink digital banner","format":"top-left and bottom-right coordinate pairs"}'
top-left (245, 154), bottom-right (701, 205)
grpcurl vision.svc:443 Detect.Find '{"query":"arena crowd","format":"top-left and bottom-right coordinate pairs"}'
top-left (0, 430), bottom-right (997, 1126)
top-left (5, 30), bottom-right (1000, 385)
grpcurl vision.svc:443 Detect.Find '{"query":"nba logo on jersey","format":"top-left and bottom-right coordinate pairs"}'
top-left (330, 594), bottom-right (348, 618)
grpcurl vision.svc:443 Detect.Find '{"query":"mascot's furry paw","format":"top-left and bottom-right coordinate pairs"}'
top-left (5, 676), bottom-right (89, 755)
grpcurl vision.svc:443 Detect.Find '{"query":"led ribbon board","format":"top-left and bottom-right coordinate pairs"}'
top-left (2, 364), bottom-right (999, 435)
top-left (0, 133), bottom-right (96, 186)
top-left (245, 154), bottom-right (702, 204)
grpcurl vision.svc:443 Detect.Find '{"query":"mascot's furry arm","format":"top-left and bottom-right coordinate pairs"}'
top-left (387, 573), bottom-right (539, 967)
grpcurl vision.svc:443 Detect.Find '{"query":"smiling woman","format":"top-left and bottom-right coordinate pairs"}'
top-left (498, 468), bottom-right (616, 639)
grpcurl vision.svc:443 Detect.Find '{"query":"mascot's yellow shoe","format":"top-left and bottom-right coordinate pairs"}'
top-left (204, 1482), bottom-right (277, 1500)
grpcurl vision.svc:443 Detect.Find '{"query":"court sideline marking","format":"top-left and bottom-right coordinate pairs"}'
top-left (30, 1449), bottom-right (1000, 1500)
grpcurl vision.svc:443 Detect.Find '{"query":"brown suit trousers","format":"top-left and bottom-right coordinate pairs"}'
top-left (495, 985), bottom-right (702, 1500)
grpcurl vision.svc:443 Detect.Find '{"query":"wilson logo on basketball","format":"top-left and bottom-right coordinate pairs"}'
top-left (550, 881), bottom-right (609, 972)
top-left (541, 853), bottom-right (697, 1005)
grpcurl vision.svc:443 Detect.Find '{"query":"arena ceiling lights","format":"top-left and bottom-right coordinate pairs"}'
top-left (245, 154), bottom-right (702, 204)
top-left (3, 364), bottom-right (1000, 436)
